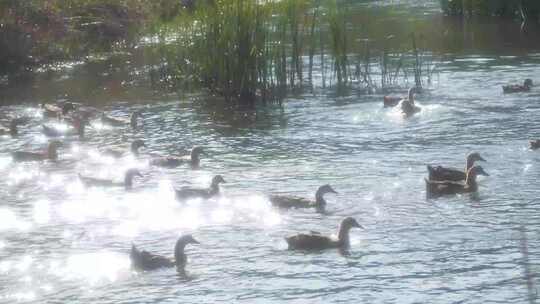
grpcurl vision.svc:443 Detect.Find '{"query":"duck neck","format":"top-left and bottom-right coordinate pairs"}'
top-left (465, 157), bottom-right (474, 171)
top-left (130, 114), bottom-right (138, 129)
top-left (315, 191), bottom-right (326, 211)
top-left (337, 224), bottom-right (352, 248)
top-left (465, 172), bottom-right (478, 191)
top-left (408, 90), bottom-right (415, 104)
top-left (191, 152), bottom-right (200, 167)
top-left (124, 174), bottom-right (134, 190)
top-left (174, 241), bottom-right (187, 267)
top-left (209, 182), bottom-right (220, 195)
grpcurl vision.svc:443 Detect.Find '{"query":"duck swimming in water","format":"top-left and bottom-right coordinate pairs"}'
top-left (42, 102), bottom-right (75, 118)
top-left (12, 141), bottom-right (61, 162)
top-left (398, 87), bottom-right (421, 117)
top-left (41, 118), bottom-right (87, 139)
top-left (78, 168), bottom-right (142, 190)
top-left (425, 165), bottom-right (489, 198)
top-left (130, 234), bottom-right (199, 271)
top-left (427, 152), bottom-right (486, 182)
top-left (101, 111), bottom-right (141, 129)
top-left (175, 175), bottom-right (225, 201)
top-left (503, 79), bottom-right (533, 93)
top-left (529, 140), bottom-right (540, 150)
top-left (102, 140), bottom-right (146, 158)
top-left (285, 217), bottom-right (363, 250)
top-left (269, 184), bottom-right (337, 213)
top-left (150, 146), bottom-right (205, 169)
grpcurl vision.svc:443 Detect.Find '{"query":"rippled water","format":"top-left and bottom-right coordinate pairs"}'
top-left (1, 52), bottom-right (540, 303)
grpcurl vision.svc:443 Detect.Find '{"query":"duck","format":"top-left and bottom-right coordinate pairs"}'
top-left (101, 140), bottom-right (146, 158)
top-left (397, 87), bottom-right (421, 117)
top-left (130, 234), bottom-right (199, 271)
top-left (425, 165), bottom-right (489, 198)
top-left (78, 168), bottom-right (142, 190)
top-left (502, 79), bottom-right (533, 93)
top-left (529, 139), bottom-right (540, 150)
top-left (427, 152), bottom-right (486, 182)
top-left (175, 175), bottom-right (225, 201)
top-left (0, 119), bottom-right (22, 137)
top-left (12, 141), bottom-right (61, 162)
top-left (150, 146), bottom-right (205, 169)
top-left (384, 87), bottom-right (417, 108)
top-left (42, 102), bottom-right (75, 118)
top-left (101, 111), bottom-right (141, 129)
top-left (269, 184), bottom-right (337, 213)
top-left (130, 110), bottom-right (142, 129)
top-left (42, 117), bottom-right (87, 139)
top-left (285, 217), bottom-right (363, 251)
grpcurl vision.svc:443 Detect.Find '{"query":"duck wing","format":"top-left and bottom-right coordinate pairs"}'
top-left (102, 115), bottom-right (129, 126)
top-left (285, 233), bottom-right (336, 250)
top-left (150, 157), bottom-right (184, 168)
top-left (269, 195), bottom-right (313, 209)
top-left (425, 178), bottom-right (466, 197)
top-left (427, 165), bottom-right (466, 181)
top-left (175, 187), bottom-right (211, 201)
top-left (130, 245), bottom-right (174, 271)
top-left (383, 96), bottom-right (402, 108)
top-left (78, 174), bottom-right (118, 187)
top-left (502, 84), bottom-right (527, 93)
top-left (12, 151), bottom-right (46, 162)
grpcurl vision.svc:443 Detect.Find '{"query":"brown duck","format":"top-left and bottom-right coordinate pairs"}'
top-left (175, 175), bottom-right (225, 202)
top-left (427, 152), bottom-right (486, 181)
top-left (425, 166), bottom-right (489, 198)
top-left (285, 217), bottom-right (363, 250)
top-left (150, 146), bottom-right (205, 169)
top-left (42, 102), bottom-right (75, 118)
top-left (101, 111), bottom-right (141, 129)
top-left (398, 87), bottom-right (421, 117)
top-left (269, 184), bottom-right (337, 213)
top-left (503, 79), bottom-right (533, 93)
top-left (130, 235), bottom-right (199, 271)
top-left (102, 140), bottom-right (146, 158)
top-left (383, 87), bottom-right (417, 108)
top-left (12, 141), bottom-right (61, 162)
top-left (78, 168), bottom-right (142, 190)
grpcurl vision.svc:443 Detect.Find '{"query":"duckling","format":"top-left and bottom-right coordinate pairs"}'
top-left (42, 102), bottom-right (75, 118)
top-left (175, 175), bottom-right (225, 201)
top-left (130, 235), bottom-right (199, 271)
top-left (102, 140), bottom-right (146, 158)
top-left (425, 165), bottom-right (489, 198)
top-left (398, 87), bottom-right (421, 117)
top-left (101, 111), bottom-right (141, 128)
top-left (150, 146), bottom-right (205, 169)
top-left (0, 119), bottom-right (21, 137)
top-left (503, 79), bottom-right (533, 93)
top-left (269, 184), bottom-right (337, 213)
top-left (12, 141), bottom-right (61, 162)
top-left (78, 168), bottom-right (142, 190)
top-left (529, 140), bottom-right (540, 150)
top-left (285, 217), bottom-right (363, 250)
top-left (427, 152), bottom-right (486, 182)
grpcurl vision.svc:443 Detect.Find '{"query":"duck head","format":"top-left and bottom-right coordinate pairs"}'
top-left (466, 152), bottom-right (486, 169)
top-left (174, 234), bottom-right (200, 267)
top-left (315, 184), bottom-right (337, 211)
top-left (210, 175), bottom-right (226, 187)
top-left (524, 79), bottom-right (533, 88)
top-left (124, 168), bottom-right (143, 189)
top-left (338, 217), bottom-right (364, 247)
top-left (190, 146), bottom-right (205, 166)
top-left (407, 87), bottom-right (417, 103)
top-left (131, 140), bottom-right (146, 155)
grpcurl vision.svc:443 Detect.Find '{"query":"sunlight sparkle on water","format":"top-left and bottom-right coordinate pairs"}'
top-left (0, 208), bottom-right (32, 231)
top-left (58, 251), bottom-right (129, 285)
top-left (33, 200), bottom-right (51, 224)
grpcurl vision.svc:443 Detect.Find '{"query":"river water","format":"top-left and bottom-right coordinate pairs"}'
top-left (1, 2), bottom-right (540, 304)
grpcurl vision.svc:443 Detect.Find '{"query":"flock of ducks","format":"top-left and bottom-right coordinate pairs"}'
top-left (0, 78), bottom-right (536, 273)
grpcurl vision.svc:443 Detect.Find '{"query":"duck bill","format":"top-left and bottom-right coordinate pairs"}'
top-left (478, 156), bottom-right (486, 162)
top-left (191, 239), bottom-right (200, 244)
top-left (355, 224), bottom-right (365, 229)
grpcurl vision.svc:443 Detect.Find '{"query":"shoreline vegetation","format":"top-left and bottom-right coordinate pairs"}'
top-left (1, 0), bottom-right (538, 105)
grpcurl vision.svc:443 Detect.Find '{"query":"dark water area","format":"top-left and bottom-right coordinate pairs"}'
top-left (1, 1), bottom-right (540, 303)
